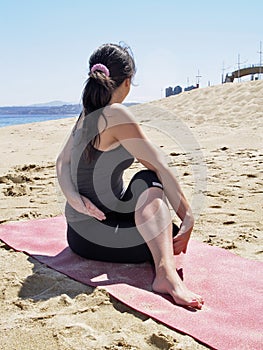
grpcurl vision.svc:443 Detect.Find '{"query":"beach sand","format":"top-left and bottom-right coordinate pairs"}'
top-left (0, 80), bottom-right (262, 349)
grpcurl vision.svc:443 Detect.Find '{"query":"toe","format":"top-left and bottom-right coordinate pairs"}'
top-left (190, 298), bottom-right (203, 309)
top-left (194, 294), bottom-right (204, 305)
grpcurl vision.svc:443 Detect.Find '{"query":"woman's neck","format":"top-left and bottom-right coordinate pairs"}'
top-left (109, 91), bottom-right (125, 105)
top-left (109, 81), bottom-right (129, 104)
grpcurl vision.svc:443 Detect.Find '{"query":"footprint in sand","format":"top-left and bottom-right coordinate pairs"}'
top-left (0, 171), bottom-right (33, 185)
top-left (220, 146), bottom-right (229, 151)
top-left (150, 332), bottom-right (176, 349)
top-left (169, 152), bottom-right (181, 156)
top-left (223, 220), bottom-right (236, 225)
top-left (238, 233), bottom-right (258, 243)
top-left (19, 211), bottom-right (42, 219)
top-left (204, 237), bottom-right (237, 250)
top-left (3, 184), bottom-right (28, 197)
top-left (241, 173), bottom-right (258, 178)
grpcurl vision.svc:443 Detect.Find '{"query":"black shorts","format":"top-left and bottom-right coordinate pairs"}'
top-left (67, 170), bottom-right (179, 263)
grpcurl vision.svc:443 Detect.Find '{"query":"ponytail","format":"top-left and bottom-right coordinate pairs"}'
top-left (80, 43), bottom-right (136, 162)
top-left (82, 70), bottom-right (116, 114)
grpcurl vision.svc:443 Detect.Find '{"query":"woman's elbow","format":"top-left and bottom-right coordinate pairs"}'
top-left (56, 155), bottom-right (63, 170)
top-left (56, 152), bottom-right (70, 167)
top-left (56, 154), bottom-right (69, 177)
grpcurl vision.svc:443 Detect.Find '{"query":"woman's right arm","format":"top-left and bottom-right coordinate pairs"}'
top-left (107, 104), bottom-right (194, 253)
top-left (56, 130), bottom-right (106, 221)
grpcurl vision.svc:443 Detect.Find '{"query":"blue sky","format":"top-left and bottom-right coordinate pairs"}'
top-left (0, 0), bottom-right (262, 106)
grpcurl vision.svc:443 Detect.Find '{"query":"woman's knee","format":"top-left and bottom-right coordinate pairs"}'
top-left (135, 188), bottom-right (172, 235)
top-left (135, 187), bottom-right (167, 219)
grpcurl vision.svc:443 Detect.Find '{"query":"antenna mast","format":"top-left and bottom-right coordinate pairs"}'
top-left (196, 69), bottom-right (202, 87)
top-left (258, 41), bottom-right (262, 78)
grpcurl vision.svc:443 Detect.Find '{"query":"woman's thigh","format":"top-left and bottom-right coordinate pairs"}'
top-left (67, 218), bottom-right (153, 263)
top-left (67, 220), bottom-right (179, 264)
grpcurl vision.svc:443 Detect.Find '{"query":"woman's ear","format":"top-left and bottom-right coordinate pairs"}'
top-left (124, 77), bottom-right (131, 87)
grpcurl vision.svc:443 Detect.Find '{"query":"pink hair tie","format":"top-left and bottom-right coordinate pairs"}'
top-left (90, 63), bottom-right (110, 77)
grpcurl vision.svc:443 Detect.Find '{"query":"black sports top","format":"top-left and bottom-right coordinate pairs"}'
top-left (65, 132), bottom-right (134, 223)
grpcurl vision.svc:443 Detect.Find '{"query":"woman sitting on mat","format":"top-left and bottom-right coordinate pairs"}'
top-left (56, 43), bottom-right (204, 309)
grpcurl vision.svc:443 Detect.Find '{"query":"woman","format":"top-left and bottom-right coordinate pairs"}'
top-left (56, 43), bottom-right (204, 309)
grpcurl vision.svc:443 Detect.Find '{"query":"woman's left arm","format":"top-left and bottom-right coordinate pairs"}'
top-left (56, 130), bottom-right (106, 221)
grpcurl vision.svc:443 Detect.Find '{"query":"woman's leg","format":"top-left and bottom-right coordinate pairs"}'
top-left (134, 187), bottom-right (204, 309)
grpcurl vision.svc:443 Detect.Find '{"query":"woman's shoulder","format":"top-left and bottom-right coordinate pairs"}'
top-left (104, 103), bottom-right (136, 124)
top-left (106, 102), bottom-right (128, 112)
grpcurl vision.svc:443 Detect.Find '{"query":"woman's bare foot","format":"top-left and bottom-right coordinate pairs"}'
top-left (152, 265), bottom-right (204, 309)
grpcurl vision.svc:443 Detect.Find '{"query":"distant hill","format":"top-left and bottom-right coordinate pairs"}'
top-left (29, 100), bottom-right (74, 107)
top-left (0, 102), bottom-right (140, 115)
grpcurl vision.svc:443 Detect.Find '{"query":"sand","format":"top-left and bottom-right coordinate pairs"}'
top-left (0, 80), bottom-right (262, 349)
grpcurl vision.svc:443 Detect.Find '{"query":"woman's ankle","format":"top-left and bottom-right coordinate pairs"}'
top-left (155, 258), bottom-right (176, 276)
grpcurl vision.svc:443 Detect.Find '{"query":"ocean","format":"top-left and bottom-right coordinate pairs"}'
top-left (0, 114), bottom-right (77, 128)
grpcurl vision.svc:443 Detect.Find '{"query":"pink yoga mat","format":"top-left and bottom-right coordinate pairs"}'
top-left (0, 216), bottom-right (262, 350)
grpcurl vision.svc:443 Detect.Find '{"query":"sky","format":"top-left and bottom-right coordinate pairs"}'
top-left (0, 0), bottom-right (262, 106)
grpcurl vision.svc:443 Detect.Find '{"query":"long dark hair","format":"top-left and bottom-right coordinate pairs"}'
top-left (77, 43), bottom-right (136, 162)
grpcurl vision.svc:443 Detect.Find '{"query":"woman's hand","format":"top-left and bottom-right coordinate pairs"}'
top-left (173, 215), bottom-right (194, 255)
top-left (68, 194), bottom-right (106, 221)
top-left (80, 195), bottom-right (106, 220)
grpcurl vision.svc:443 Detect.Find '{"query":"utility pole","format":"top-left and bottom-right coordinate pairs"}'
top-left (237, 54), bottom-right (241, 82)
top-left (196, 69), bottom-right (202, 87)
top-left (222, 61), bottom-right (226, 83)
top-left (258, 41), bottom-right (262, 78)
